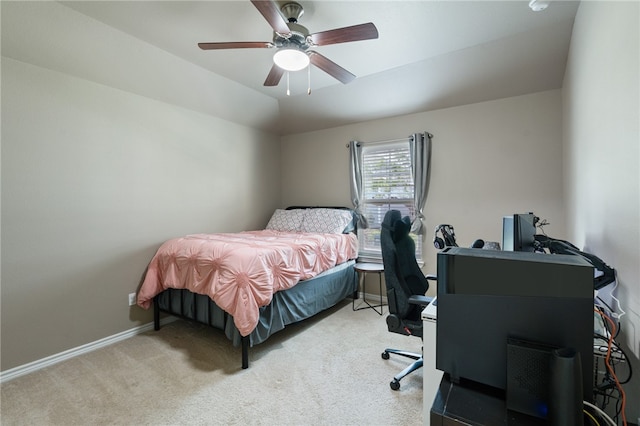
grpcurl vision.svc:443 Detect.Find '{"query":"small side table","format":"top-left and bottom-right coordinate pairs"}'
top-left (352, 262), bottom-right (386, 315)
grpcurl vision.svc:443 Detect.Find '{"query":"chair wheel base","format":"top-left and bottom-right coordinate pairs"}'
top-left (382, 348), bottom-right (423, 391)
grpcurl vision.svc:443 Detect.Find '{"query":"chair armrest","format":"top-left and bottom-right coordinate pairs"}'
top-left (426, 274), bottom-right (437, 281)
top-left (408, 295), bottom-right (434, 307)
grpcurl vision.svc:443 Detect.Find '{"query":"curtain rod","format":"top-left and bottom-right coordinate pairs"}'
top-left (346, 132), bottom-right (433, 148)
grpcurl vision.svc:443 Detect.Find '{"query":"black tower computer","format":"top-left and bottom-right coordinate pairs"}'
top-left (435, 247), bottom-right (594, 419)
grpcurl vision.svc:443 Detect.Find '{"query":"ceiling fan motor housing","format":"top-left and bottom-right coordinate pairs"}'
top-left (273, 22), bottom-right (310, 50)
top-left (281, 2), bottom-right (304, 23)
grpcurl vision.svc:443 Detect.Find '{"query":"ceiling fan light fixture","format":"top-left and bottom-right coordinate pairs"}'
top-left (273, 48), bottom-right (310, 71)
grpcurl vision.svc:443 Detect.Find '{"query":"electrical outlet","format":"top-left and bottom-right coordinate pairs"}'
top-left (128, 292), bottom-right (136, 306)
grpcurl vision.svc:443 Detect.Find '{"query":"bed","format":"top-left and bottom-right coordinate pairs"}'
top-left (137, 206), bottom-right (359, 369)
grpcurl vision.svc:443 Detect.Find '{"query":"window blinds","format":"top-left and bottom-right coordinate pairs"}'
top-left (358, 141), bottom-right (420, 260)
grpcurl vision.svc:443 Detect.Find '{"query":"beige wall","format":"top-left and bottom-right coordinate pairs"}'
top-left (0, 58), bottom-right (280, 371)
top-left (563, 1), bottom-right (640, 420)
top-left (1, 1), bottom-right (281, 372)
top-left (281, 90), bottom-right (566, 284)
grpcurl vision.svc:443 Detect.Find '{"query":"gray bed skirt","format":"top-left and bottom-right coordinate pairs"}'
top-left (153, 259), bottom-right (357, 368)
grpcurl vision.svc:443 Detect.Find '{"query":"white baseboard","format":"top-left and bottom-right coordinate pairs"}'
top-left (0, 317), bottom-right (176, 384)
top-left (2, 292), bottom-right (386, 384)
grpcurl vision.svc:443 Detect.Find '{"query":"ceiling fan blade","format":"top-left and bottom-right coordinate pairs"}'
top-left (309, 51), bottom-right (355, 84)
top-left (198, 41), bottom-right (273, 50)
top-left (263, 64), bottom-right (285, 86)
top-left (309, 22), bottom-right (379, 46)
top-left (251, 0), bottom-right (291, 35)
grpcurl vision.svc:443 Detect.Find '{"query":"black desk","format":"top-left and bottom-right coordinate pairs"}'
top-left (430, 375), bottom-right (546, 425)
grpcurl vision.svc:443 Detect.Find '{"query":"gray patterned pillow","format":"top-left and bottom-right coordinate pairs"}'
top-left (300, 208), bottom-right (353, 234)
top-left (265, 209), bottom-right (305, 232)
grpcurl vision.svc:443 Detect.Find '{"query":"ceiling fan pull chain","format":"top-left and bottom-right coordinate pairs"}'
top-left (287, 71), bottom-right (290, 96)
top-left (308, 64), bottom-right (311, 95)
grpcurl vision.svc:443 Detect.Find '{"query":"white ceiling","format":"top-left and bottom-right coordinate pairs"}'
top-left (14, 1), bottom-right (581, 134)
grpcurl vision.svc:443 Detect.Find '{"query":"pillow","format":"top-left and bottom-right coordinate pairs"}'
top-left (265, 209), bottom-right (305, 232)
top-left (300, 208), bottom-right (354, 234)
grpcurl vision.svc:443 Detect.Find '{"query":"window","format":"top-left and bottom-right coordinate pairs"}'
top-left (357, 140), bottom-right (422, 262)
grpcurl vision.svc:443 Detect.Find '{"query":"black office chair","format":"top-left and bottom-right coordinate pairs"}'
top-left (380, 210), bottom-right (435, 390)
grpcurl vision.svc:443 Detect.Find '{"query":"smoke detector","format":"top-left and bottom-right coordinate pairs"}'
top-left (529, 0), bottom-right (550, 12)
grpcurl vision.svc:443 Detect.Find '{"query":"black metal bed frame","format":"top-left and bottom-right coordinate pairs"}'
top-left (153, 289), bottom-right (251, 368)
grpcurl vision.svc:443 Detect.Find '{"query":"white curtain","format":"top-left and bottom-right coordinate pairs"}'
top-left (349, 140), bottom-right (368, 229)
top-left (409, 132), bottom-right (433, 234)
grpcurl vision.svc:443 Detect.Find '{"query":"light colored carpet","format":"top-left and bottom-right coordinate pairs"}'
top-left (1, 300), bottom-right (426, 425)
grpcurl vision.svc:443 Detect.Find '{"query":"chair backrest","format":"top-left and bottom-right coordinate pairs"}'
top-left (380, 210), bottom-right (430, 321)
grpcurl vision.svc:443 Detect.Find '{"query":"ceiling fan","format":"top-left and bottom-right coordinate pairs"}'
top-left (198, 0), bottom-right (379, 88)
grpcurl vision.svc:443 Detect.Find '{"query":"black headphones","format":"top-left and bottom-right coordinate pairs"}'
top-left (433, 224), bottom-right (458, 250)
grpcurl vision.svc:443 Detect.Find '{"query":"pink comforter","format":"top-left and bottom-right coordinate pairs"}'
top-left (137, 230), bottom-right (358, 336)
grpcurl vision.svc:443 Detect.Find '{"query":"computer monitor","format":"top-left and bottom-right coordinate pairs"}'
top-left (502, 213), bottom-right (537, 252)
top-left (436, 247), bottom-right (594, 411)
